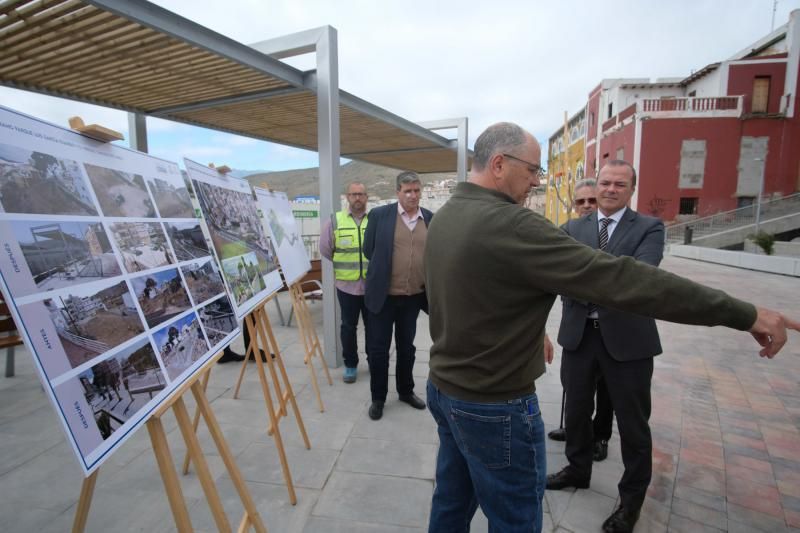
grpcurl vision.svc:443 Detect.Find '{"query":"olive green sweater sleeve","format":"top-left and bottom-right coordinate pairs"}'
top-left (509, 208), bottom-right (756, 331)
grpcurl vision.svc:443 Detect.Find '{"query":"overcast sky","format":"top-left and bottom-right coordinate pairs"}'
top-left (1, 0), bottom-right (799, 171)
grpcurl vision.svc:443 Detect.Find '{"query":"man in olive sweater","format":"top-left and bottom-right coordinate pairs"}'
top-left (424, 122), bottom-right (798, 533)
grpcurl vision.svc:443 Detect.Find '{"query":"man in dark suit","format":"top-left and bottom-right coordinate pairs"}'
top-left (547, 160), bottom-right (665, 533)
top-left (363, 171), bottom-right (434, 420)
top-left (549, 178), bottom-right (615, 463)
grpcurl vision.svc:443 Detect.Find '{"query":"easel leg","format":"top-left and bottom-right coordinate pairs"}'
top-left (147, 417), bottom-right (194, 532)
top-left (191, 381), bottom-right (268, 532)
top-left (183, 368), bottom-right (212, 474)
top-left (71, 470), bottom-right (98, 533)
top-left (173, 397), bottom-right (231, 533)
top-left (290, 286), bottom-right (326, 412)
top-left (257, 305), bottom-right (311, 450)
top-left (247, 312), bottom-right (298, 505)
top-left (232, 344), bottom-right (249, 399)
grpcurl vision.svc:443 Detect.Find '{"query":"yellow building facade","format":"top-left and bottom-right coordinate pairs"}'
top-left (545, 109), bottom-right (587, 225)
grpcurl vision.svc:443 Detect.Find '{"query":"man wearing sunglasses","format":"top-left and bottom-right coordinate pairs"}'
top-left (550, 178), bottom-right (615, 463)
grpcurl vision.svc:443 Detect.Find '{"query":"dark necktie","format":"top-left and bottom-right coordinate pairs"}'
top-left (588, 218), bottom-right (612, 316)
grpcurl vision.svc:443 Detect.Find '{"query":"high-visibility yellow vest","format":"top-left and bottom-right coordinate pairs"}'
top-left (332, 211), bottom-right (368, 281)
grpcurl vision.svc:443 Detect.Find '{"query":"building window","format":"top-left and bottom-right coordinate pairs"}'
top-left (688, 90), bottom-right (696, 97)
top-left (752, 76), bottom-right (770, 113)
top-left (607, 103), bottom-right (613, 119)
top-left (590, 112), bottom-right (595, 126)
top-left (616, 148), bottom-right (624, 160)
top-left (679, 197), bottom-right (699, 215)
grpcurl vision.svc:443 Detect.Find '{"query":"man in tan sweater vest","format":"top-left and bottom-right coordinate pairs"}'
top-left (363, 172), bottom-right (434, 420)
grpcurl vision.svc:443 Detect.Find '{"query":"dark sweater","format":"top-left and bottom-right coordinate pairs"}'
top-left (425, 182), bottom-right (757, 402)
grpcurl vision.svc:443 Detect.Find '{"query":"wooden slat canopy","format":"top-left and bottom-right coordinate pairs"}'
top-left (0, 0), bottom-right (462, 173)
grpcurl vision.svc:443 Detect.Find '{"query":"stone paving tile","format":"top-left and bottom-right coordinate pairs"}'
top-left (726, 471), bottom-right (784, 518)
top-left (668, 513), bottom-right (725, 532)
top-left (726, 501), bottom-right (793, 532)
top-left (670, 497), bottom-right (728, 530)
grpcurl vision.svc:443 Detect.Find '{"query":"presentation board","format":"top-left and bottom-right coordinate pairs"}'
top-left (184, 159), bottom-right (282, 319)
top-left (254, 188), bottom-right (311, 287)
top-left (0, 106), bottom-right (239, 475)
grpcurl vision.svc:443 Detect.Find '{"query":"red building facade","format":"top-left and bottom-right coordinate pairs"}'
top-left (578, 10), bottom-right (800, 224)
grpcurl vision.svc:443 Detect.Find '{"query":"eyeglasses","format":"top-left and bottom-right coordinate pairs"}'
top-left (575, 198), bottom-right (597, 206)
top-left (502, 153), bottom-right (544, 177)
top-left (347, 192), bottom-right (366, 197)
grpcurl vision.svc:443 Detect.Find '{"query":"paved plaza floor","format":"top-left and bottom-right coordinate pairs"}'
top-left (1, 256), bottom-right (798, 532)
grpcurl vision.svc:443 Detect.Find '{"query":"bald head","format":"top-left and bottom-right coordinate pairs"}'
top-left (469, 122), bottom-right (542, 204)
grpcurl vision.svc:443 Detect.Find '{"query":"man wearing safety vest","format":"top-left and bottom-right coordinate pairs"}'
top-left (319, 182), bottom-right (370, 383)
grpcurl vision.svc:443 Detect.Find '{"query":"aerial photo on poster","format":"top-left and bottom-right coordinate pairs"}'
top-left (181, 258), bottom-right (225, 305)
top-left (83, 163), bottom-right (156, 218)
top-left (145, 174), bottom-right (194, 219)
top-left (0, 143), bottom-right (98, 216)
top-left (185, 158), bottom-right (281, 317)
top-left (0, 219), bottom-right (121, 297)
top-left (198, 295), bottom-right (237, 347)
top-left (164, 220), bottom-right (209, 261)
top-left (130, 268), bottom-right (192, 328)
top-left (75, 338), bottom-right (167, 440)
top-left (109, 221), bottom-right (174, 273)
top-left (19, 280), bottom-right (145, 375)
top-left (152, 312), bottom-right (209, 380)
top-left (256, 188), bottom-right (311, 286)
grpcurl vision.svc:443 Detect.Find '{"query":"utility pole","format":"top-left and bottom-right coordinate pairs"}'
top-left (772, 0), bottom-right (778, 31)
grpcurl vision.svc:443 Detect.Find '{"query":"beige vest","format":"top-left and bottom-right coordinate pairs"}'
top-left (389, 212), bottom-right (427, 296)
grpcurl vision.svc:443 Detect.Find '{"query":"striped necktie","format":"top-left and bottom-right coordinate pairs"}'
top-left (588, 218), bottom-right (612, 316)
top-left (598, 217), bottom-right (611, 251)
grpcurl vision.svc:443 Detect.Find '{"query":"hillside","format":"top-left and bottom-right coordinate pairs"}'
top-left (244, 160), bottom-right (455, 200)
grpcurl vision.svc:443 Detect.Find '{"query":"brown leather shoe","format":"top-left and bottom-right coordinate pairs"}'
top-left (602, 504), bottom-right (640, 533)
top-left (545, 467), bottom-right (590, 490)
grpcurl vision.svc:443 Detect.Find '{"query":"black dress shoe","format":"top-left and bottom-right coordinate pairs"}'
top-left (368, 401), bottom-right (384, 420)
top-left (248, 350), bottom-right (275, 363)
top-left (602, 504), bottom-right (640, 533)
top-left (548, 428), bottom-right (567, 441)
top-left (398, 393), bottom-right (426, 410)
top-left (546, 467), bottom-right (590, 490)
top-left (218, 349), bottom-right (246, 364)
top-left (593, 439), bottom-right (609, 461)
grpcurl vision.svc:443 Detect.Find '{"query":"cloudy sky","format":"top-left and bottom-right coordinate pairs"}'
top-left (2, 0), bottom-right (799, 171)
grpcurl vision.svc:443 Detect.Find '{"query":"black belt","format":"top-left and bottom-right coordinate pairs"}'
top-left (587, 318), bottom-right (601, 329)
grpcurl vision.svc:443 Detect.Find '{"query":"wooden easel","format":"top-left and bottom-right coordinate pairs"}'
top-left (227, 298), bottom-right (310, 505)
top-left (72, 352), bottom-right (267, 533)
top-left (288, 282), bottom-right (333, 412)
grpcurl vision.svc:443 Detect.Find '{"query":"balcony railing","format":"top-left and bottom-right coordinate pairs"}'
top-left (641, 96), bottom-right (741, 114)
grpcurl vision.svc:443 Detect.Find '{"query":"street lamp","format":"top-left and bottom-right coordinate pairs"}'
top-left (754, 157), bottom-right (765, 234)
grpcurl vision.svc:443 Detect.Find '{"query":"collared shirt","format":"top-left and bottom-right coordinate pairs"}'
top-left (597, 206), bottom-right (626, 240)
top-left (398, 202), bottom-right (423, 231)
top-left (319, 209), bottom-right (367, 295)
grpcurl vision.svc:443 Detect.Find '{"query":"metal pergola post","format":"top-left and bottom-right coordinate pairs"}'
top-left (250, 27), bottom-right (342, 369)
top-left (128, 113), bottom-right (148, 153)
top-left (418, 118), bottom-right (469, 181)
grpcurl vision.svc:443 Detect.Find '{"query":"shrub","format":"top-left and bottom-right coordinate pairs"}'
top-left (749, 231), bottom-right (775, 255)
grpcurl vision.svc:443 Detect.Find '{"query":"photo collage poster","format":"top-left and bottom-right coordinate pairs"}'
top-left (0, 106), bottom-right (240, 475)
top-left (184, 159), bottom-right (282, 320)
top-left (254, 187), bottom-right (311, 287)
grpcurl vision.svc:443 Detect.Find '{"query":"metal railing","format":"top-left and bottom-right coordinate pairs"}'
top-left (665, 192), bottom-right (800, 243)
top-left (641, 96), bottom-right (740, 113)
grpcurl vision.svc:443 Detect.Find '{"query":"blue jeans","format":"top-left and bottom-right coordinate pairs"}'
top-left (427, 381), bottom-right (546, 533)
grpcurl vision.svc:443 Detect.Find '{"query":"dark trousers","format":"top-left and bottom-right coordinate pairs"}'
top-left (593, 377), bottom-right (614, 441)
top-left (337, 289), bottom-right (367, 368)
top-left (365, 293), bottom-right (424, 402)
top-left (563, 321), bottom-right (653, 510)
